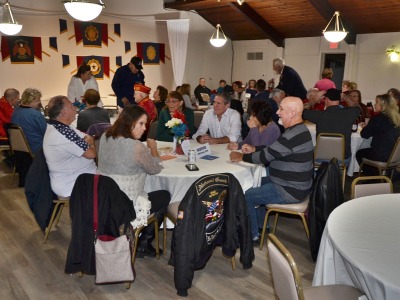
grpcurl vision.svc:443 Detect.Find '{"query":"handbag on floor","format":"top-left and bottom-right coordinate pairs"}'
top-left (93, 174), bottom-right (135, 284)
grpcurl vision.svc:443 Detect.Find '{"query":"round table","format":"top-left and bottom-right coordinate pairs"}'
top-left (144, 141), bottom-right (261, 203)
top-left (313, 194), bottom-right (400, 300)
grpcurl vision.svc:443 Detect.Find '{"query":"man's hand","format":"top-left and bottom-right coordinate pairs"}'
top-left (122, 97), bottom-right (130, 107)
top-left (197, 134), bottom-right (211, 144)
top-left (227, 142), bottom-right (239, 150)
top-left (241, 144), bottom-right (256, 154)
top-left (230, 151), bottom-right (243, 162)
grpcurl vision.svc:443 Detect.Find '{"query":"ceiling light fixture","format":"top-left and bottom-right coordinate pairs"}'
top-left (0, 0), bottom-right (23, 36)
top-left (386, 45), bottom-right (400, 63)
top-left (237, 0), bottom-right (246, 5)
top-left (210, 0), bottom-right (227, 47)
top-left (322, 11), bottom-right (348, 43)
top-left (63, 0), bottom-right (105, 22)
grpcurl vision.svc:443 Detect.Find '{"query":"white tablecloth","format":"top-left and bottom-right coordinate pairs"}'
top-left (313, 194), bottom-right (400, 300)
top-left (144, 141), bottom-right (260, 203)
top-left (305, 123), bottom-right (371, 176)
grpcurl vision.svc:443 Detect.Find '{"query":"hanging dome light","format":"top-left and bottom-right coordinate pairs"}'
top-left (63, 0), bottom-right (105, 22)
top-left (322, 11), bottom-right (348, 43)
top-left (0, 1), bottom-right (23, 36)
top-left (386, 46), bottom-right (400, 63)
top-left (210, 24), bottom-right (227, 47)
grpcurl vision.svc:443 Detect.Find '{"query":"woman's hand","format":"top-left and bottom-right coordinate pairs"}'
top-left (247, 118), bottom-right (257, 128)
top-left (227, 142), bottom-right (239, 150)
top-left (242, 144), bottom-right (255, 154)
top-left (147, 138), bottom-right (160, 158)
top-left (230, 151), bottom-right (243, 162)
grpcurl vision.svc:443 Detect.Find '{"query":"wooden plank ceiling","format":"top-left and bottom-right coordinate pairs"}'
top-left (164, 0), bottom-right (400, 46)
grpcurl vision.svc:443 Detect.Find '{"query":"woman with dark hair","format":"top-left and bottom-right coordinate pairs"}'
top-left (67, 63), bottom-right (99, 105)
top-left (227, 101), bottom-right (281, 150)
top-left (152, 85), bottom-right (168, 116)
top-left (156, 91), bottom-right (195, 142)
top-left (348, 89), bottom-right (370, 122)
top-left (245, 79), bottom-right (257, 98)
top-left (98, 106), bottom-right (170, 257)
top-left (180, 83), bottom-right (196, 109)
top-left (356, 93), bottom-right (400, 175)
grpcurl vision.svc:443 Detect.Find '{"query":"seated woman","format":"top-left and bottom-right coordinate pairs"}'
top-left (348, 89), bottom-right (370, 122)
top-left (356, 93), bottom-right (400, 176)
top-left (227, 101), bottom-right (281, 150)
top-left (245, 79), bottom-right (257, 98)
top-left (67, 63), bottom-right (100, 107)
top-left (156, 91), bottom-right (195, 142)
top-left (180, 83), bottom-right (196, 110)
top-left (152, 85), bottom-right (168, 116)
top-left (77, 89), bottom-right (110, 132)
top-left (98, 106), bottom-right (171, 257)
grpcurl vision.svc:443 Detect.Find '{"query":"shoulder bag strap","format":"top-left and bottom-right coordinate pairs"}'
top-left (93, 174), bottom-right (100, 235)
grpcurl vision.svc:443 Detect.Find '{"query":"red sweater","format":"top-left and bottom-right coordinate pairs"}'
top-left (0, 97), bottom-right (13, 138)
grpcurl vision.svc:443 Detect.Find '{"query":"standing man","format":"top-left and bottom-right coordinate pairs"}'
top-left (273, 58), bottom-right (307, 100)
top-left (230, 97), bottom-right (314, 242)
top-left (192, 93), bottom-right (241, 144)
top-left (43, 95), bottom-right (97, 197)
top-left (303, 88), bottom-right (360, 160)
top-left (194, 78), bottom-right (212, 105)
top-left (112, 56), bottom-right (145, 108)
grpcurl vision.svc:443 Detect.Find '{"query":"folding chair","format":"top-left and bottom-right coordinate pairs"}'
top-left (350, 175), bottom-right (393, 199)
top-left (43, 196), bottom-right (69, 244)
top-left (148, 120), bottom-right (158, 139)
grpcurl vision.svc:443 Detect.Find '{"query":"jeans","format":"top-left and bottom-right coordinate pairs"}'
top-left (245, 176), bottom-right (287, 239)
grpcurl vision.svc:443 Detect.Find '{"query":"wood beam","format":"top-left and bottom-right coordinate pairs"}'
top-left (229, 2), bottom-right (284, 47)
top-left (307, 0), bottom-right (356, 44)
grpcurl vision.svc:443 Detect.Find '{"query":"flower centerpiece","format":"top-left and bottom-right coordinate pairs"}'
top-left (165, 111), bottom-right (188, 155)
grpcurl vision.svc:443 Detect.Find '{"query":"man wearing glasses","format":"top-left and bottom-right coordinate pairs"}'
top-left (192, 92), bottom-right (241, 144)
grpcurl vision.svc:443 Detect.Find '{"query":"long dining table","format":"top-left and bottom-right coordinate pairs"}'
top-left (313, 194), bottom-right (400, 300)
top-left (144, 141), bottom-right (261, 203)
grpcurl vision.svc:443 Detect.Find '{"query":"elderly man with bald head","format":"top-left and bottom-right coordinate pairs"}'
top-left (230, 97), bottom-right (314, 242)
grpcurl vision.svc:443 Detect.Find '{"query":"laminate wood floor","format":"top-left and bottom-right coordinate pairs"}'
top-left (0, 159), bottom-right (316, 300)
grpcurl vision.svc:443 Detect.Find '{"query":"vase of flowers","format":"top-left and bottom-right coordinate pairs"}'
top-left (165, 111), bottom-right (188, 155)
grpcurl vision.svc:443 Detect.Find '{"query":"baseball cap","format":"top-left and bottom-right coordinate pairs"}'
top-left (130, 56), bottom-right (143, 70)
top-left (324, 88), bottom-right (341, 101)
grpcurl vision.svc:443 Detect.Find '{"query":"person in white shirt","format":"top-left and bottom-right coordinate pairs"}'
top-left (67, 63), bottom-right (100, 106)
top-left (43, 95), bottom-right (97, 197)
top-left (192, 92), bottom-right (242, 144)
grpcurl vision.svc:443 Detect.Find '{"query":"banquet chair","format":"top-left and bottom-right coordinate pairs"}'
top-left (200, 93), bottom-right (210, 103)
top-left (259, 196), bottom-right (309, 251)
top-left (43, 195), bottom-right (69, 244)
top-left (148, 120), bottom-right (158, 139)
top-left (0, 143), bottom-right (11, 156)
top-left (86, 123), bottom-right (112, 164)
top-left (6, 124), bottom-right (34, 185)
top-left (131, 213), bottom-right (160, 265)
top-left (350, 176), bottom-right (393, 199)
top-left (359, 137), bottom-right (400, 180)
top-left (314, 133), bottom-right (346, 190)
top-left (102, 105), bottom-right (118, 117)
top-left (267, 233), bottom-right (364, 300)
top-left (193, 110), bottom-right (205, 130)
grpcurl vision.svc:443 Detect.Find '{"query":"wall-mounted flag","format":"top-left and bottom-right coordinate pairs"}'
top-left (49, 37), bottom-right (58, 51)
top-left (136, 42), bottom-right (165, 65)
top-left (116, 56), bottom-right (122, 68)
top-left (76, 55), bottom-right (110, 79)
top-left (114, 24), bottom-right (121, 37)
top-left (124, 41), bottom-right (131, 53)
top-left (74, 21), bottom-right (108, 47)
top-left (62, 54), bottom-right (70, 68)
top-left (59, 19), bottom-right (68, 34)
top-left (1, 36), bottom-right (42, 63)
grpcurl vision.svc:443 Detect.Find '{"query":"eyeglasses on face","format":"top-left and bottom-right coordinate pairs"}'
top-left (165, 99), bottom-right (180, 104)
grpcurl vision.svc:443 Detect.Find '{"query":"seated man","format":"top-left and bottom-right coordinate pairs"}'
top-left (192, 92), bottom-right (241, 144)
top-left (303, 88), bottom-right (360, 160)
top-left (230, 97), bottom-right (314, 242)
top-left (0, 88), bottom-right (19, 146)
top-left (194, 77), bottom-right (212, 105)
top-left (77, 89), bottom-right (110, 132)
top-left (303, 88), bottom-right (325, 110)
top-left (134, 83), bottom-right (157, 137)
top-left (43, 95), bottom-right (97, 197)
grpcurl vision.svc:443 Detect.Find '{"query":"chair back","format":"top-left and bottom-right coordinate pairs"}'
top-left (314, 133), bottom-right (345, 167)
top-left (103, 105), bottom-right (118, 117)
top-left (387, 137), bottom-right (400, 167)
top-left (194, 110), bottom-right (205, 129)
top-left (148, 120), bottom-right (158, 139)
top-left (200, 93), bottom-right (210, 103)
top-left (267, 234), bottom-right (304, 300)
top-left (7, 124), bottom-right (33, 156)
top-left (86, 122), bottom-right (112, 138)
top-left (351, 176), bottom-right (393, 199)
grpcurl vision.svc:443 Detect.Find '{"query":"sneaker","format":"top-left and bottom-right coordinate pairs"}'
top-left (252, 236), bottom-right (260, 245)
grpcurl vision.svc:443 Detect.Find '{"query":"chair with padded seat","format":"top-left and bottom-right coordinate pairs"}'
top-left (6, 124), bottom-right (35, 185)
top-left (350, 175), bottom-right (393, 199)
top-left (259, 196), bottom-right (309, 251)
top-left (43, 195), bottom-right (69, 244)
top-left (86, 122), bottom-right (112, 164)
top-left (314, 133), bottom-right (346, 190)
top-left (193, 110), bottom-right (205, 130)
top-left (267, 233), bottom-right (364, 300)
top-left (147, 120), bottom-right (158, 140)
top-left (359, 137), bottom-right (400, 180)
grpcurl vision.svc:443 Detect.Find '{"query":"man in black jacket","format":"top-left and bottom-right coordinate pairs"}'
top-left (273, 58), bottom-right (307, 100)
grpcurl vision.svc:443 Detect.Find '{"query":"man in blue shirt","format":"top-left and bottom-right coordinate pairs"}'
top-left (111, 56), bottom-right (145, 108)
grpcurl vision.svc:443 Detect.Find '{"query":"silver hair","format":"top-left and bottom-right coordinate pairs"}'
top-left (270, 88), bottom-right (284, 98)
top-left (273, 58), bottom-right (285, 68)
